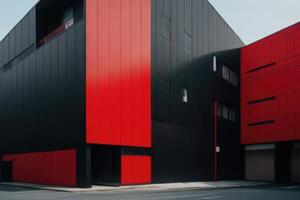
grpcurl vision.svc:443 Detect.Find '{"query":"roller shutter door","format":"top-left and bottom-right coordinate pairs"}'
top-left (245, 144), bottom-right (275, 181)
top-left (291, 142), bottom-right (300, 182)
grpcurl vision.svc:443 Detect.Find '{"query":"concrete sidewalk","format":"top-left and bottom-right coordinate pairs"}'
top-left (1, 181), bottom-right (269, 193)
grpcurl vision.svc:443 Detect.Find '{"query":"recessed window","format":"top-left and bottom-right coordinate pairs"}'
top-left (182, 88), bottom-right (188, 103)
top-left (213, 56), bottom-right (217, 72)
top-left (222, 65), bottom-right (230, 81)
top-left (217, 104), bottom-right (222, 117)
top-left (222, 106), bottom-right (228, 119)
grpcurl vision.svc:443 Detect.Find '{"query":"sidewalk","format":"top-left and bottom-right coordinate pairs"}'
top-left (1, 181), bottom-right (269, 193)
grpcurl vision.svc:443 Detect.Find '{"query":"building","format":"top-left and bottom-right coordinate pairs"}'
top-left (241, 22), bottom-right (300, 183)
top-left (0, 0), bottom-right (244, 187)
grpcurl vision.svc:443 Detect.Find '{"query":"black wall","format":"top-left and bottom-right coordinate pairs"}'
top-left (151, 0), bottom-right (244, 183)
top-left (0, 19), bottom-right (86, 154)
top-left (0, 8), bottom-right (36, 69)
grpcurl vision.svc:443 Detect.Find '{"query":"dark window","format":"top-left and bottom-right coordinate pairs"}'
top-left (181, 88), bottom-right (188, 103)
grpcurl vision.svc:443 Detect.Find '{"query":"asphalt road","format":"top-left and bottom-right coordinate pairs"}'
top-left (0, 184), bottom-right (299, 200)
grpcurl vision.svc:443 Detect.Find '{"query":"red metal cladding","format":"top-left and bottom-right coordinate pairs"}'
top-left (121, 155), bottom-right (151, 185)
top-left (3, 149), bottom-right (76, 187)
top-left (86, 0), bottom-right (151, 148)
top-left (241, 22), bottom-right (300, 144)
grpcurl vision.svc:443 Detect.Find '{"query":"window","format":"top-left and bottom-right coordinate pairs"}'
top-left (222, 106), bottom-right (228, 119)
top-left (218, 104), bottom-right (222, 117)
top-left (222, 65), bottom-right (230, 81)
top-left (230, 70), bottom-right (238, 86)
top-left (213, 56), bottom-right (217, 72)
top-left (217, 103), bottom-right (237, 122)
top-left (229, 109), bottom-right (236, 122)
top-left (182, 88), bottom-right (188, 103)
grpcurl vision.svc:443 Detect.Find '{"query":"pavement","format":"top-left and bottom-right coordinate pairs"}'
top-left (0, 183), bottom-right (300, 200)
top-left (1, 181), bottom-right (268, 192)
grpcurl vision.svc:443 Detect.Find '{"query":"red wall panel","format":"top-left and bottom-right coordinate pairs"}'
top-left (86, 0), bottom-right (151, 148)
top-left (241, 22), bottom-right (300, 144)
top-left (3, 149), bottom-right (76, 187)
top-left (121, 155), bottom-right (151, 185)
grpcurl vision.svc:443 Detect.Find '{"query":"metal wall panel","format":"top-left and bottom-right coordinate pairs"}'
top-left (3, 149), bottom-right (77, 186)
top-left (0, 21), bottom-right (86, 154)
top-left (151, 0), bottom-right (244, 182)
top-left (86, 0), bottom-right (151, 148)
top-left (241, 23), bottom-right (300, 144)
top-left (21, 15), bottom-right (29, 51)
top-left (0, 8), bottom-right (36, 67)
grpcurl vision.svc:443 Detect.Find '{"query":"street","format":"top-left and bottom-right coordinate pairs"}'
top-left (0, 184), bottom-right (299, 200)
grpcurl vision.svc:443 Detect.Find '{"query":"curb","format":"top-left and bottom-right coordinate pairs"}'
top-left (0, 182), bottom-right (270, 193)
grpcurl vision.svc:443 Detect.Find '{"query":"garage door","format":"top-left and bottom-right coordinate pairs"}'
top-left (245, 144), bottom-right (275, 181)
top-left (291, 142), bottom-right (300, 183)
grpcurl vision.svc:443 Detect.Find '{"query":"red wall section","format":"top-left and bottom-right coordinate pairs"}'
top-left (86, 0), bottom-right (151, 148)
top-left (3, 149), bottom-right (76, 187)
top-left (121, 155), bottom-right (151, 185)
top-left (241, 22), bottom-right (300, 144)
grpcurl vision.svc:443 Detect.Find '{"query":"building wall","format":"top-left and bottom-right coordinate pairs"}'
top-left (86, 0), bottom-right (151, 148)
top-left (241, 23), bottom-right (300, 144)
top-left (151, 0), bottom-right (244, 182)
top-left (0, 21), bottom-right (86, 154)
top-left (0, 8), bottom-right (36, 69)
top-left (3, 149), bottom-right (76, 186)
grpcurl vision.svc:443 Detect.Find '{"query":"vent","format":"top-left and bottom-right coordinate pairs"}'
top-left (248, 120), bottom-right (275, 127)
top-left (247, 62), bottom-right (276, 74)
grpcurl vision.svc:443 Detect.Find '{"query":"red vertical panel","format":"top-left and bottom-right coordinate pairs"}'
top-left (109, 0), bottom-right (121, 144)
top-left (3, 150), bottom-right (76, 187)
top-left (141, 0), bottom-right (152, 147)
top-left (131, 0), bottom-right (142, 146)
top-left (97, 0), bottom-right (110, 144)
top-left (86, 0), bottom-right (151, 147)
top-left (121, 155), bottom-right (151, 185)
top-left (120, 0), bottom-right (132, 145)
top-left (86, 0), bottom-right (98, 143)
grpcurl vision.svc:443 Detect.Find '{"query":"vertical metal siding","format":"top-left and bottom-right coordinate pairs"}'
top-left (0, 21), bottom-right (86, 154)
top-left (121, 155), bottom-right (151, 185)
top-left (86, 0), bottom-right (151, 147)
top-left (152, 0), bottom-right (244, 183)
top-left (241, 23), bottom-right (300, 144)
top-left (3, 149), bottom-right (77, 186)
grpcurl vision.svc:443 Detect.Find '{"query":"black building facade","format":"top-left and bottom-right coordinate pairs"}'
top-left (0, 0), bottom-right (244, 187)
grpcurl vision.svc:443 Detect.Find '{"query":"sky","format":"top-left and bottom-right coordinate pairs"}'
top-left (0, 0), bottom-right (299, 45)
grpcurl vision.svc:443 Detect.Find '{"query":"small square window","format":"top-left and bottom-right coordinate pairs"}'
top-left (182, 88), bottom-right (188, 103)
